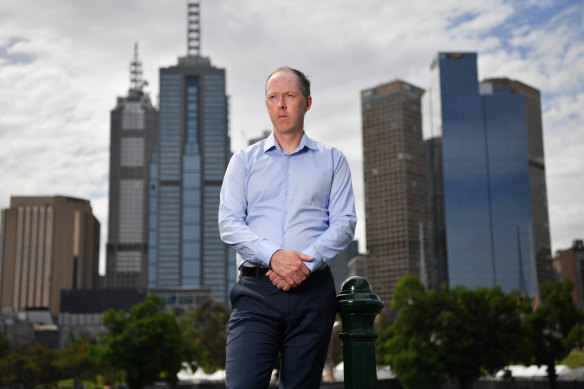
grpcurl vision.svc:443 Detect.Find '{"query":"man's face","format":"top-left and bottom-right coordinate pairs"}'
top-left (265, 70), bottom-right (312, 137)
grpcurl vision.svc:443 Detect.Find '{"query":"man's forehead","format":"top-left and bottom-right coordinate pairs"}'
top-left (266, 70), bottom-right (301, 91)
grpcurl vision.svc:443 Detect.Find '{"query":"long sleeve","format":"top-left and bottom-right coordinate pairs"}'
top-left (218, 152), bottom-right (280, 268)
top-left (301, 150), bottom-right (357, 272)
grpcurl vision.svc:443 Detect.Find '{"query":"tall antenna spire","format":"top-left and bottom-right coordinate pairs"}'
top-left (129, 42), bottom-right (144, 94)
top-left (187, 0), bottom-right (201, 56)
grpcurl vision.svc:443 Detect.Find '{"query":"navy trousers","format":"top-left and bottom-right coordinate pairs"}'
top-left (225, 266), bottom-right (337, 389)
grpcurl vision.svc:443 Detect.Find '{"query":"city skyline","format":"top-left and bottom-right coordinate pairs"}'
top-left (0, 1), bottom-right (582, 274)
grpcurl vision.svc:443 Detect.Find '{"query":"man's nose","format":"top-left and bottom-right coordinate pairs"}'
top-left (277, 96), bottom-right (286, 109)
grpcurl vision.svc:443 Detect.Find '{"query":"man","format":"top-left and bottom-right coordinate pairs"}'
top-left (218, 66), bottom-right (356, 389)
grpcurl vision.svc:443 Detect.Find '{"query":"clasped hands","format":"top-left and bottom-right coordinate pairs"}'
top-left (267, 249), bottom-right (312, 291)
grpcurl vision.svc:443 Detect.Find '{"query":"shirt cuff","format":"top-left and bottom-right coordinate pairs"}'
top-left (301, 246), bottom-right (323, 272)
top-left (256, 240), bottom-right (281, 267)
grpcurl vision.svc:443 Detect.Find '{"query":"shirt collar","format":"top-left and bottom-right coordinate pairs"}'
top-left (264, 131), bottom-right (317, 154)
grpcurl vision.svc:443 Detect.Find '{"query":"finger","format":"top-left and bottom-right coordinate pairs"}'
top-left (285, 275), bottom-right (298, 287)
top-left (271, 274), bottom-right (283, 285)
top-left (298, 253), bottom-right (314, 261)
top-left (291, 274), bottom-right (303, 285)
top-left (283, 276), bottom-right (296, 287)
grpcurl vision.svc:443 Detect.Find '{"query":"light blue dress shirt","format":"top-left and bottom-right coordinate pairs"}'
top-left (218, 132), bottom-right (357, 272)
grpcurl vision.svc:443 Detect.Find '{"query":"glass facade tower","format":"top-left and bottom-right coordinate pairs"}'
top-left (422, 52), bottom-right (550, 296)
top-left (148, 55), bottom-right (235, 303)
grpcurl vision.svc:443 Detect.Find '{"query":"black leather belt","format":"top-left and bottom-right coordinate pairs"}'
top-left (240, 267), bottom-right (270, 278)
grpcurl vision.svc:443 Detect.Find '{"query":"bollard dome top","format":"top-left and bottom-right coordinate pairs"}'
top-left (337, 276), bottom-right (384, 310)
top-left (340, 276), bottom-right (373, 294)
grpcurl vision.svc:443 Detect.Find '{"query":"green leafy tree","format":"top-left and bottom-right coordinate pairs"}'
top-left (523, 279), bottom-right (584, 389)
top-left (181, 298), bottom-right (230, 374)
top-left (0, 344), bottom-right (63, 388)
top-left (91, 343), bottom-right (124, 387)
top-left (102, 295), bottom-right (185, 389)
top-left (382, 276), bottom-right (446, 389)
top-left (437, 286), bottom-right (524, 389)
top-left (383, 276), bottom-right (526, 389)
top-left (57, 333), bottom-right (100, 389)
top-left (0, 332), bottom-right (9, 359)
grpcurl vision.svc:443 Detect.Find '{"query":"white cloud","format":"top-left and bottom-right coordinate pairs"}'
top-left (545, 91), bottom-right (584, 250)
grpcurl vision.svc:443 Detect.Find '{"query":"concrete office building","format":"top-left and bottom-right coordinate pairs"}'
top-left (361, 80), bottom-right (427, 303)
top-left (148, 1), bottom-right (235, 303)
top-left (555, 240), bottom-right (584, 308)
top-left (59, 288), bottom-right (146, 347)
top-left (105, 44), bottom-right (158, 289)
top-left (0, 196), bottom-right (100, 316)
top-left (422, 52), bottom-right (552, 296)
top-left (0, 308), bottom-right (58, 349)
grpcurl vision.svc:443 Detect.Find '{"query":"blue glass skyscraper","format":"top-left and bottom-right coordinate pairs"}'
top-left (147, 2), bottom-right (236, 303)
top-left (423, 52), bottom-right (552, 296)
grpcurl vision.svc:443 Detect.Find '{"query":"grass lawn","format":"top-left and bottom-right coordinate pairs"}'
top-left (57, 378), bottom-right (102, 388)
top-left (561, 350), bottom-right (584, 369)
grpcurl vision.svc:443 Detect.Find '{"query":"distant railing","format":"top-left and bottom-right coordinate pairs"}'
top-left (337, 276), bottom-right (384, 389)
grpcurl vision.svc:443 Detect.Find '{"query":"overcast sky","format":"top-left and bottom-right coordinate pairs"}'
top-left (0, 1), bottom-right (582, 274)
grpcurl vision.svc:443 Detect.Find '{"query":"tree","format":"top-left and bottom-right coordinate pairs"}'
top-left (181, 298), bottom-right (230, 374)
top-left (382, 276), bottom-right (447, 389)
top-left (91, 342), bottom-right (124, 387)
top-left (437, 286), bottom-right (525, 389)
top-left (0, 344), bottom-right (63, 388)
top-left (0, 332), bottom-right (9, 359)
top-left (101, 295), bottom-right (185, 389)
top-left (523, 279), bottom-right (584, 389)
top-left (383, 276), bottom-right (526, 389)
top-left (57, 333), bottom-right (100, 389)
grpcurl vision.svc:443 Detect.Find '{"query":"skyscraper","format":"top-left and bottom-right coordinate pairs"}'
top-left (0, 196), bottom-right (100, 316)
top-left (422, 52), bottom-right (551, 296)
top-left (148, 1), bottom-right (235, 303)
top-left (105, 44), bottom-right (158, 290)
top-left (555, 240), bottom-right (584, 308)
top-left (361, 80), bottom-right (427, 303)
top-left (482, 78), bottom-right (554, 286)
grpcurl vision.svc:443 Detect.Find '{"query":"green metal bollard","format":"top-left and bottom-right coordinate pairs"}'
top-left (337, 276), bottom-right (384, 389)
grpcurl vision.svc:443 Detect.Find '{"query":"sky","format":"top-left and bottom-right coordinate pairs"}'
top-left (0, 0), bottom-right (582, 274)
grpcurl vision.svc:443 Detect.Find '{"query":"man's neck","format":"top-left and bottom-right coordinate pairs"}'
top-left (273, 130), bottom-right (304, 154)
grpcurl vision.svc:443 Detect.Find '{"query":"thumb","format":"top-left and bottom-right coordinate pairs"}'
top-left (298, 253), bottom-right (314, 261)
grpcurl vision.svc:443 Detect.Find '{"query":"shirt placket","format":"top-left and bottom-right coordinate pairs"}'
top-left (282, 153), bottom-right (291, 248)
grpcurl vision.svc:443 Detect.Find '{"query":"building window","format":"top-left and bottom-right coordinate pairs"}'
top-left (120, 137), bottom-right (145, 167)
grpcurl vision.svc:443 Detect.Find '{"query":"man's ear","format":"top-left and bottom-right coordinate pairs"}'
top-left (305, 96), bottom-right (312, 112)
